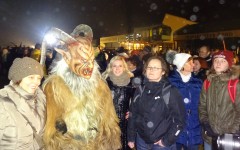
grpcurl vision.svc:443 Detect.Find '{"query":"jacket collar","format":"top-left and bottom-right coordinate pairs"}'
top-left (207, 65), bottom-right (240, 82)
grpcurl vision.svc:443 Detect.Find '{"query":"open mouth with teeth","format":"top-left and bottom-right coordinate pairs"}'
top-left (73, 65), bottom-right (93, 79)
top-left (82, 68), bottom-right (93, 76)
top-left (71, 61), bottom-right (94, 79)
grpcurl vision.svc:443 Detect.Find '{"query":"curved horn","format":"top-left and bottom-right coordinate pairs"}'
top-left (40, 27), bottom-right (77, 65)
top-left (70, 24), bottom-right (93, 41)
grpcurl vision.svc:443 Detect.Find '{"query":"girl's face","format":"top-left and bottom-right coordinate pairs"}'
top-left (213, 58), bottom-right (229, 74)
top-left (19, 75), bottom-right (42, 94)
top-left (112, 60), bottom-right (125, 76)
top-left (193, 60), bottom-right (201, 72)
top-left (146, 59), bottom-right (165, 82)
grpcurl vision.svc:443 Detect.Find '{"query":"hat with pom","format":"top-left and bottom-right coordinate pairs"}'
top-left (213, 50), bottom-right (234, 67)
top-left (165, 50), bottom-right (178, 64)
top-left (173, 53), bottom-right (191, 71)
top-left (8, 57), bottom-right (44, 82)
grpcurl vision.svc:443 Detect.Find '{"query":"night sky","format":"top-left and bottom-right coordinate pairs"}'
top-left (0, 0), bottom-right (239, 47)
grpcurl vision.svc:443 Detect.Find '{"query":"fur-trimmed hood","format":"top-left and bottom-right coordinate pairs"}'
top-left (207, 65), bottom-right (240, 82)
top-left (199, 65), bottom-right (240, 144)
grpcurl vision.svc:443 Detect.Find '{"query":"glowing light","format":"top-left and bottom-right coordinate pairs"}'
top-left (44, 34), bottom-right (57, 45)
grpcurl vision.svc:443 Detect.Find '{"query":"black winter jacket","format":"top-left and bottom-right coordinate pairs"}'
top-left (127, 78), bottom-right (186, 146)
top-left (107, 78), bottom-right (134, 150)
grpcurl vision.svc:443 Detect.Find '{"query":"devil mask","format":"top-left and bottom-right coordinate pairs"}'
top-left (40, 24), bottom-right (95, 79)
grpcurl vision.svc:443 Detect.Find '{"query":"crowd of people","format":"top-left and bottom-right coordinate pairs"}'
top-left (0, 44), bottom-right (43, 87)
top-left (0, 41), bottom-right (240, 150)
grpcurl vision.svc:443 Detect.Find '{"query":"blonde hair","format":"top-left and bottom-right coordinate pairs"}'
top-left (102, 55), bottom-right (133, 79)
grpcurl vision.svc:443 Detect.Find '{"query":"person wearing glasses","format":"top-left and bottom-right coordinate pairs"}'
top-left (168, 53), bottom-right (203, 150)
top-left (127, 56), bottom-right (185, 150)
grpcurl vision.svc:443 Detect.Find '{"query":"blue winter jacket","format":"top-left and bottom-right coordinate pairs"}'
top-left (168, 69), bottom-right (203, 146)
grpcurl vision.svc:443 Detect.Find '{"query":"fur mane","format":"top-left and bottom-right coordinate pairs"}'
top-left (207, 65), bottom-right (240, 81)
top-left (48, 59), bottom-right (103, 98)
top-left (43, 59), bottom-right (107, 141)
top-left (42, 25), bottom-right (121, 150)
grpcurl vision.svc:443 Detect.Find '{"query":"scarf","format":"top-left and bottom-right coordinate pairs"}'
top-left (108, 71), bottom-right (130, 86)
top-left (177, 70), bottom-right (192, 83)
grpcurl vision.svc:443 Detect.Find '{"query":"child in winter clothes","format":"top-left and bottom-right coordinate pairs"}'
top-left (199, 50), bottom-right (240, 150)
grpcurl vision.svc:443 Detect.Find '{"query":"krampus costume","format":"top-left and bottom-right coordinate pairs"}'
top-left (41, 24), bottom-right (121, 150)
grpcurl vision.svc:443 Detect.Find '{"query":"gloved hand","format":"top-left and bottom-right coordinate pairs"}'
top-left (203, 123), bottom-right (218, 140)
top-left (55, 119), bottom-right (67, 134)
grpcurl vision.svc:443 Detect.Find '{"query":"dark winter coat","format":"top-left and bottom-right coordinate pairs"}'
top-left (106, 78), bottom-right (133, 150)
top-left (168, 69), bottom-right (203, 146)
top-left (193, 68), bottom-right (207, 81)
top-left (127, 77), bottom-right (185, 147)
top-left (199, 66), bottom-right (240, 144)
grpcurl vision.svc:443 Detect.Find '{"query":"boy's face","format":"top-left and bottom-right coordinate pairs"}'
top-left (213, 58), bottom-right (229, 74)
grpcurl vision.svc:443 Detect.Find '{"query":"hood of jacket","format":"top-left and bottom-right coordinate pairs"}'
top-left (207, 65), bottom-right (240, 82)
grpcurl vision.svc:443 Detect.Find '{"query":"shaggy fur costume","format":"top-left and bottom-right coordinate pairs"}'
top-left (42, 25), bottom-right (121, 149)
top-left (43, 60), bottom-right (121, 150)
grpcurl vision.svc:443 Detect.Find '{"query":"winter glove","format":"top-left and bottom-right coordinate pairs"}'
top-left (203, 123), bottom-right (218, 140)
top-left (55, 119), bottom-right (67, 134)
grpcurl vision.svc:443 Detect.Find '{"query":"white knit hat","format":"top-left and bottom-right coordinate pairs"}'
top-left (173, 53), bottom-right (191, 71)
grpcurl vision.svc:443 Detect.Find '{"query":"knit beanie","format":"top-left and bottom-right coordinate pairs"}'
top-left (173, 53), bottom-right (191, 71)
top-left (8, 57), bottom-right (44, 82)
top-left (213, 50), bottom-right (234, 67)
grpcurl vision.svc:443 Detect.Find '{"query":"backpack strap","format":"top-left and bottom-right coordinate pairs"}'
top-left (133, 85), bottom-right (145, 103)
top-left (133, 83), bottom-right (171, 108)
top-left (204, 79), bottom-right (238, 103)
top-left (139, 85), bottom-right (145, 97)
top-left (228, 79), bottom-right (239, 103)
top-left (162, 83), bottom-right (171, 108)
top-left (203, 79), bottom-right (211, 91)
